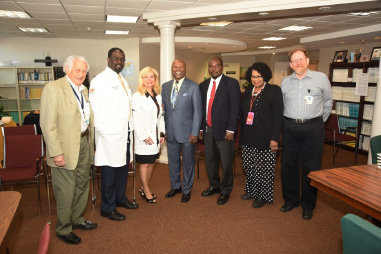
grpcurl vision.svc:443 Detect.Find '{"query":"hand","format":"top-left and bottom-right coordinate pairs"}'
top-left (53, 154), bottom-right (65, 167)
top-left (199, 131), bottom-right (203, 140)
top-left (270, 140), bottom-right (278, 153)
top-left (144, 137), bottom-right (154, 145)
top-left (224, 131), bottom-right (234, 141)
top-left (160, 137), bottom-right (165, 144)
top-left (189, 135), bottom-right (198, 144)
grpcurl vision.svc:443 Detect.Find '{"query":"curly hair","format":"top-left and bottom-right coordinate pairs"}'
top-left (245, 62), bottom-right (272, 83)
top-left (136, 66), bottom-right (161, 95)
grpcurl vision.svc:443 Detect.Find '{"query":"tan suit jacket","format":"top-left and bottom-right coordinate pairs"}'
top-left (40, 77), bottom-right (94, 170)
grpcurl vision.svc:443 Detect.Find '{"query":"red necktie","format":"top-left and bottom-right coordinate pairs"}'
top-left (207, 81), bottom-right (216, 127)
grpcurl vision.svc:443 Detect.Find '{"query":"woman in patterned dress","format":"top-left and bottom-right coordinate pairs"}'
top-left (240, 62), bottom-right (283, 208)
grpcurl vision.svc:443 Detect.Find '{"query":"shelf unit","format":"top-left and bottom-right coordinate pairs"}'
top-left (0, 66), bottom-right (54, 125)
top-left (328, 61), bottom-right (379, 153)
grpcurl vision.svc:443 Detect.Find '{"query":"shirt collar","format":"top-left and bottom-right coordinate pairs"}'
top-left (291, 69), bottom-right (311, 80)
top-left (66, 76), bottom-right (85, 92)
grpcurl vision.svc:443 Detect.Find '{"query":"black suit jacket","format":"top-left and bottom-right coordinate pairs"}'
top-left (200, 74), bottom-right (241, 140)
top-left (240, 84), bottom-right (283, 150)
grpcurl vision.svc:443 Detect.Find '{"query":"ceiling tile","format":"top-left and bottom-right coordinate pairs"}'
top-left (28, 12), bottom-right (69, 19)
top-left (106, 0), bottom-right (150, 9)
top-left (18, 3), bottom-right (65, 13)
top-left (65, 5), bottom-right (104, 15)
top-left (146, 1), bottom-right (195, 11)
top-left (105, 7), bottom-right (145, 16)
top-left (69, 13), bottom-right (105, 21)
top-left (15, 0), bottom-right (61, 3)
top-left (0, 1), bottom-right (24, 11)
top-left (60, 0), bottom-right (105, 7)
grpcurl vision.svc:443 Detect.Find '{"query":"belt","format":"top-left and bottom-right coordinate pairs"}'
top-left (81, 129), bottom-right (88, 137)
top-left (284, 116), bottom-right (321, 124)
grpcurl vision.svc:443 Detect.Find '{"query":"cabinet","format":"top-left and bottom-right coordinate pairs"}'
top-left (328, 61), bottom-right (379, 152)
top-left (0, 66), bottom-right (54, 125)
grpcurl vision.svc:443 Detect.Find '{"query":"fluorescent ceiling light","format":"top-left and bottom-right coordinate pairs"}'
top-left (262, 37), bottom-right (286, 41)
top-left (349, 11), bottom-right (379, 16)
top-left (19, 27), bottom-right (49, 33)
top-left (259, 46), bottom-right (276, 49)
top-left (106, 15), bottom-right (138, 23)
top-left (200, 21), bottom-right (232, 27)
top-left (279, 26), bottom-right (312, 31)
top-left (105, 30), bottom-right (130, 35)
top-left (0, 10), bottom-right (30, 18)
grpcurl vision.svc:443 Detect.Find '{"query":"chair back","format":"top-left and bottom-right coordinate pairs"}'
top-left (2, 125), bottom-right (36, 136)
top-left (4, 135), bottom-right (43, 168)
top-left (325, 114), bottom-right (340, 134)
top-left (341, 214), bottom-right (381, 254)
top-left (38, 222), bottom-right (51, 254)
top-left (370, 135), bottom-right (381, 164)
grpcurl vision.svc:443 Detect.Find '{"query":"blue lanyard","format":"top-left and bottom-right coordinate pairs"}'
top-left (70, 84), bottom-right (85, 115)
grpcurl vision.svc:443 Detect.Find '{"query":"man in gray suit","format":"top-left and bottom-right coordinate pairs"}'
top-left (162, 58), bottom-right (202, 203)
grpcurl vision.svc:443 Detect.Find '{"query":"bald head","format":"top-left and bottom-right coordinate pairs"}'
top-left (171, 58), bottom-right (186, 81)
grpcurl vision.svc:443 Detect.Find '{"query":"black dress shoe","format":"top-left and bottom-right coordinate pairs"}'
top-left (217, 194), bottom-right (229, 205)
top-left (241, 193), bottom-right (254, 200)
top-left (72, 220), bottom-right (97, 230)
top-left (280, 203), bottom-right (299, 213)
top-left (181, 193), bottom-right (191, 203)
top-left (117, 199), bottom-right (139, 209)
top-left (57, 232), bottom-right (81, 245)
top-left (201, 187), bottom-right (221, 197)
top-left (302, 209), bottom-right (313, 220)
top-left (101, 210), bottom-right (126, 221)
top-left (253, 197), bottom-right (266, 208)
top-left (165, 188), bottom-right (182, 198)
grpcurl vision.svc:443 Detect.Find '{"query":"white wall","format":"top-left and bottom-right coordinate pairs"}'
top-left (0, 37), bottom-right (140, 90)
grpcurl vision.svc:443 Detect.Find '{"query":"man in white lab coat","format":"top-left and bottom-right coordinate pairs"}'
top-left (89, 48), bottom-right (138, 221)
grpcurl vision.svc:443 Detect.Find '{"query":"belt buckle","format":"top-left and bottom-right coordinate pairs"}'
top-left (296, 119), bottom-right (303, 123)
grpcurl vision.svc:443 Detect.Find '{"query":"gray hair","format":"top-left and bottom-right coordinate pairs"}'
top-left (63, 55), bottom-right (90, 73)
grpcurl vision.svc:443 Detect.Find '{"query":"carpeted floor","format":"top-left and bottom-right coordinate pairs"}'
top-left (6, 144), bottom-right (368, 254)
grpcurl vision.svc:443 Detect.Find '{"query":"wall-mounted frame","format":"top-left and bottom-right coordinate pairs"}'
top-left (333, 50), bottom-right (348, 63)
top-left (370, 47), bottom-right (381, 61)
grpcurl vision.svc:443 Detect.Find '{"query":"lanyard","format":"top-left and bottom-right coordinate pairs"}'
top-left (70, 85), bottom-right (86, 116)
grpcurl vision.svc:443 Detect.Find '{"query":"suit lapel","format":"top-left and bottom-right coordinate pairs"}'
top-left (175, 78), bottom-right (187, 105)
top-left (63, 78), bottom-right (80, 113)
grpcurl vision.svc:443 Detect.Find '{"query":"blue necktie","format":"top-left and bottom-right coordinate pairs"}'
top-left (171, 81), bottom-right (179, 108)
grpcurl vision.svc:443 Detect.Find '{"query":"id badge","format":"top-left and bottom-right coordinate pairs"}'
top-left (246, 112), bottom-right (254, 125)
top-left (305, 95), bottom-right (313, 104)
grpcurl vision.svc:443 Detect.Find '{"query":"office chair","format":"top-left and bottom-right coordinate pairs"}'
top-left (370, 135), bottom-right (381, 164)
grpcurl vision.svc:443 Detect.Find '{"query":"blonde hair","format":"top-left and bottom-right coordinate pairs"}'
top-left (137, 67), bottom-right (161, 95)
top-left (288, 45), bottom-right (309, 62)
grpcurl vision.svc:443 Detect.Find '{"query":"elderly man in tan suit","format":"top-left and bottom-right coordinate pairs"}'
top-left (40, 55), bottom-right (97, 245)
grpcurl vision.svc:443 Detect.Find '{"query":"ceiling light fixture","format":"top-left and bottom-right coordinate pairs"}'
top-left (0, 10), bottom-right (30, 18)
top-left (208, 17), bottom-right (217, 21)
top-left (18, 27), bottom-right (49, 33)
top-left (106, 15), bottom-right (138, 23)
top-left (105, 30), bottom-right (130, 35)
top-left (262, 37), bottom-right (286, 41)
top-left (258, 12), bottom-right (269, 16)
top-left (349, 11), bottom-right (379, 16)
top-left (259, 46), bottom-right (276, 49)
top-left (200, 21), bottom-right (233, 27)
top-left (279, 26), bottom-right (312, 31)
top-left (339, 41), bottom-right (346, 44)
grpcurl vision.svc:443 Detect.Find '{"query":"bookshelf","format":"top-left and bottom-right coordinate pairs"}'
top-left (0, 67), bottom-right (19, 123)
top-left (328, 61), bottom-right (379, 152)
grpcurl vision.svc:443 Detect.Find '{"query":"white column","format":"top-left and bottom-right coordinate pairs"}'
top-left (368, 59), bottom-right (381, 164)
top-left (155, 21), bottom-right (180, 164)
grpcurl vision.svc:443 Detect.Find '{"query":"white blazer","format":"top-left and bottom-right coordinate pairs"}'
top-left (89, 67), bottom-right (133, 167)
top-left (132, 91), bottom-right (165, 155)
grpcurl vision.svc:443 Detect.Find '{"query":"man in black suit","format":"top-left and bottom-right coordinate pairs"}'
top-left (199, 57), bottom-right (241, 205)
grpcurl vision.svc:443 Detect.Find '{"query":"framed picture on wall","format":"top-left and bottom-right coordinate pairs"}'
top-left (239, 67), bottom-right (248, 80)
top-left (333, 50), bottom-right (348, 63)
top-left (370, 47), bottom-right (381, 61)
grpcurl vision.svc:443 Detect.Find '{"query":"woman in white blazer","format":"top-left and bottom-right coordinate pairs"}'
top-left (132, 67), bottom-right (165, 203)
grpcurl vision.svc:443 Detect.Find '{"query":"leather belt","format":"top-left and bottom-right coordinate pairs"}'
top-left (81, 129), bottom-right (88, 137)
top-left (284, 116), bottom-right (321, 124)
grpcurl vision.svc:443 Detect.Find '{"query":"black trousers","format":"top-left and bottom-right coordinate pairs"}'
top-left (281, 117), bottom-right (324, 211)
top-left (204, 125), bottom-right (235, 194)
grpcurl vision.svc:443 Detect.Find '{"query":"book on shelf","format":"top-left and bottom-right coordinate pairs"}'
top-left (335, 102), bottom-right (359, 118)
top-left (360, 121), bottom-right (372, 136)
top-left (338, 116), bottom-right (357, 133)
top-left (363, 104), bottom-right (374, 121)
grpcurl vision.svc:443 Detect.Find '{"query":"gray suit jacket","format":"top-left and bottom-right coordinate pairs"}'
top-left (162, 77), bottom-right (202, 143)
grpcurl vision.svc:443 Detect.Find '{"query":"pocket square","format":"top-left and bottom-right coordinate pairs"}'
top-left (183, 93), bottom-right (189, 96)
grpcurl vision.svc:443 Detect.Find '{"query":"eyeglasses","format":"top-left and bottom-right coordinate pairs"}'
top-left (110, 57), bottom-right (125, 62)
top-left (291, 58), bottom-right (307, 64)
top-left (251, 75), bottom-right (263, 79)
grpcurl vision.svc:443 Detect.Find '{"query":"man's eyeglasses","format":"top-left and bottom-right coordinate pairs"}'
top-left (251, 75), bottom-right (263, 79)
top-left (291, 58), bottom-right (307, 64)
top-left (110, 57), bottom-right (125, 62)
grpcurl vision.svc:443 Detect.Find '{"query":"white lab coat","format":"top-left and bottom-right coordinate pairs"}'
top-left (89, 67), bottom-right (133, 167)
top-left (132, 92), bottom-right (165, 155)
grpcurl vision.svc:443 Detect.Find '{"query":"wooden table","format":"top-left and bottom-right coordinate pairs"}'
top-left (0, 191), bottom-right (21, 254)
top-left (309, 164), bottom-right (381, 220)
